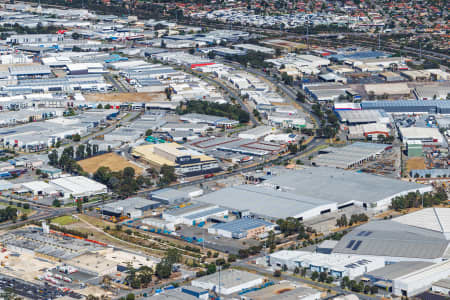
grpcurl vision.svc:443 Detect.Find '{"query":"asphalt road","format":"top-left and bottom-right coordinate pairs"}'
top-left (104, 73), bottom-right (129, 93)
top-left (221, 61), bottom-right (321, 127)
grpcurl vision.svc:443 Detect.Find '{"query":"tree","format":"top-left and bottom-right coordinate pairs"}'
top-left (123, 167), bottom-right (135, 179)
top-left (311, 271), bottom-right (319, 281)
top-left (370, 285), bottom-right (378, 294)
top-left (126, 294), bottom-right (135, 300)
top-left (341, 276), bottom-right (350, 289)
top-left (288, 143), bottom-right (298, 154)
top-left (48, 150), bottom-right (58, 166)
top-left (301, 268), bottom-right (307, 277)
top-left (145, 129), bottom-right (153, 136)
top-left (72, 32), bottom-right (81, 39)
top-left (266, 230), bottom-right (276, 251)
top-left (52, 199), bottom-right (61, 207)
top-left (207, 51), bottom-right (216, 59)
top-left (273, 270), bottom-right (282, 277)
top-left (228, 254), bottom-right (237, 263)
top-left (160, 164), bottom-right (177, 185)
top-left (72, 134), bottom-right (81, 142)
top-left (296, 92), bottom-right (305, 103)
top-left (92, 144), bottom-right (99, 155)
top-left (85, 143), bottom-right (92, 158)
top-left (76, 198), bottom-right (83, 213)
top-left (94, 167), bottom-right (112, 185)
top-left (138, 266), bottom-right (153, 286)
top-left (76, 144), bottom-right (85, 160)
top-left (177, 101), bottom-right (249, 124)
top-left (166, 248), bottom-right (181, 265)
top-left (207, 263), bottom-right (216, 274)
top-left (155, 261), bottom-right (172, 279)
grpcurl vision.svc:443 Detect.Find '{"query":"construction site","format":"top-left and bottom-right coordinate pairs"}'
top-left (0, 223), bottom-right (158, 298)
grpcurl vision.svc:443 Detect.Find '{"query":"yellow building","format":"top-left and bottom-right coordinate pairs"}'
top-left (132, 143), bottom-right (220, 176)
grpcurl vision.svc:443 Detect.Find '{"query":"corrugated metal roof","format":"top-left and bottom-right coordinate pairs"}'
top-left (333, 220), bottom-right (448, 259)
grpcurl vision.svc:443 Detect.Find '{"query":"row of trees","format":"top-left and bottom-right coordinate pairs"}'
top-left (0, 206), bottom-right (18, 223)
top-left (310, 271), bottom-right (334, 283)
top-left (93, 166), bottom-right (151, 197)
top-left (336, 213), bottom-right (369, 228)
top-left (228, 51), bottom-right (274, 69)
top-left (341, 276), bottom-right (378, 294)
top-left (158, 165), bottom-right (177, 186)
top-left (391, 189), bottom-right (448, 211)
top-left (48, 147), bottom-right (83, 174)
top-left (176, 101), bottom-right (250, 124)
top-left (276, 217), bottom-right (311, 239)
top-left (312, 104), bottom-right (339, 138)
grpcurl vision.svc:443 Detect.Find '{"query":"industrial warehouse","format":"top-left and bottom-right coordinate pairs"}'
top-left (100, 197), bottom-right (161, 219)
top-left (332, 208), bottom-right (450, 262)
top-left (191, 269), bottom-right (265, 295)
top-left (132, 143), bottom-right (221, 176)
top-left (311, 142), bottom-right (389, 169)
top-left (195, 167), bottom-right (431, 220)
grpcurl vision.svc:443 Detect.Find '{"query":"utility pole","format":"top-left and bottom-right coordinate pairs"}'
top-left (306, 21), bottom-right (309, 50)
top-left (378, 31), bottom-right (381, 50)
top-left (218, 265), bottom-right (222, 297)
top-left (419, 39), bottom-right (422, 59)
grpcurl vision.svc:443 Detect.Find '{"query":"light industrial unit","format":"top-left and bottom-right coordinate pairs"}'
top-left (208, 218), bottom-right (276, 239)
top-left (163, 202), bottom-right (228, 226)
top-left (191, 269), bottom-right (264, 295)
top-left (269, 250), bottom-right (385, 279)
top-left (100, 197), bottom-right (160, 218)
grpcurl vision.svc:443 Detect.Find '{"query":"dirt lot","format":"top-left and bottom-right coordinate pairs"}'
top-left (406, 157), bottom-right (426, 172)
top-left (84, 92), bottom-right (166, 103)
top-left (0, 251), bottom-right (54, 282)
top-left (78, 153), bottom-right (143, 174)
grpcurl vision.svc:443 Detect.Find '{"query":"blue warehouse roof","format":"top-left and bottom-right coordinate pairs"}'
top-left (211, 218), bottom-right (274, 234)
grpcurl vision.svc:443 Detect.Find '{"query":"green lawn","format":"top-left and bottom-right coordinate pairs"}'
top-left (51, 215), bottom-right (79, 226)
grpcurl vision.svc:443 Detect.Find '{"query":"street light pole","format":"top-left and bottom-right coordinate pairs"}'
top-left (218, 265), bottom-right (221, 297)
